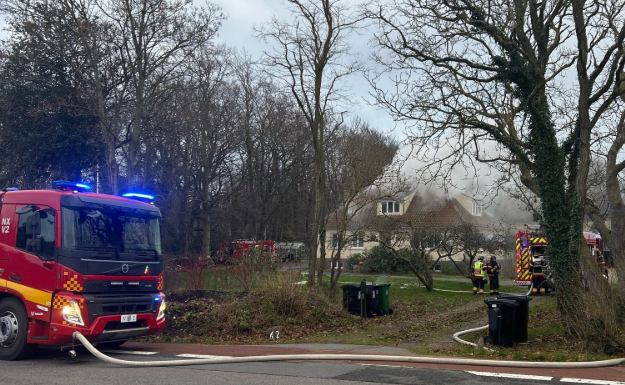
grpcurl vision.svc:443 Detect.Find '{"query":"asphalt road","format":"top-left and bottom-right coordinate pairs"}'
top-left (1, 343), bottom-right (623, 385)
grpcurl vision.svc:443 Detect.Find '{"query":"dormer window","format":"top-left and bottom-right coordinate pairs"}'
top-left (381, 200), bottom-right (400, 214)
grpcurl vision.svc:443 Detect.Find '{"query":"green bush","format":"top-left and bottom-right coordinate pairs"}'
top-left (436, 260), bottom-right (469, 276)
top-left (360, 246), bottom-right (415, 275)
top-left (347, 253), bottom-right (363, 269)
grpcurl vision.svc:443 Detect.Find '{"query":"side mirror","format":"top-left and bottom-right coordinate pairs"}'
top-left (26, 238), bottom-right (41, 252)
top-left (25, 212), bottom-right (42, 236)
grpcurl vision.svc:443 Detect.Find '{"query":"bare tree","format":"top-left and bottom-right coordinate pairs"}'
top-left (181, 46), bottom-right (240, 258)
top-left (445, 222), bottom-right (512, 281)
top-left (231, 55), bottom-right (311, 241)
top-left (595, 102), bottom-right (625, 304)
top-left (102, 0), bottom-right (224, 190)
top-left (4, 0), bottom-right (225, 192)
top-left (325, 120), bottom-right (401, 290)
top-left (373, 208), bottom-right (508, 290)
top-left (365, 0), bottom-right (625, 345)
top-left (377, 225), bottom-right (454, 291)
top-left (256, 0), bottom-right (363, 287)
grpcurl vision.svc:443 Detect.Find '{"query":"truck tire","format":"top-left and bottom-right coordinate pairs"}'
top-left (0, 298), bottom-right (37, 360)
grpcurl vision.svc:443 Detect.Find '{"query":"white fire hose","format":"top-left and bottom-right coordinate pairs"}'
top-left (72, 332), bottom-right (624, 368)
top-left (453, 283), bottom-right (535, 350)
top-left (72, 278), bottom-right (621, 369)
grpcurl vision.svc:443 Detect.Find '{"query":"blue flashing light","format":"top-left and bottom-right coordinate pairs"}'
top-left (52, 180), bottom-right (92, 192)
top-left (122, 192), bottom-right (155, 203)
top-left (123, 193), bottom-right (154, 200)
top-left (154, 296), bottom-right (161, 302)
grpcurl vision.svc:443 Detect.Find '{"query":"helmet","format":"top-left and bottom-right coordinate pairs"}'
top-left (490, 255), bottom-right (496, 260)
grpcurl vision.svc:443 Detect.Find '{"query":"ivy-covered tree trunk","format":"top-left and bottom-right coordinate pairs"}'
top-left (526, 97), bottom-right (585, 335)
top-left (484, 0), bottom-right (590, 338)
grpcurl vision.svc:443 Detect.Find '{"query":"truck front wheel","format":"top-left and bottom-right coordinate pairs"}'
top-left (0, 298), bottom-right (37, 360)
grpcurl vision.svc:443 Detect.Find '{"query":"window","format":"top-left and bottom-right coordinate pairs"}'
top-left (331, 233), bottom-right (338, 248)
top-left (16, 207), bottom-right (56, 259)
top-left (352, 235), bottom-right (364, 248)
top-left (472, 201), bottom-right (482, 216)
top-left (381, 201), bottom-right (400, 214)
top-left (62, 207), bottom-right (161, 254)
top-left (416, 232), bottom-right (442, 249)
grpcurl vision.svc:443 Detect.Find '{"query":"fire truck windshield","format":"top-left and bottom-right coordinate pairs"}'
top-left (61, 207), bottom-right (162, 254)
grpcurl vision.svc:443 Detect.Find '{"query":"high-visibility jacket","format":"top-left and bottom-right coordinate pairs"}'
top-left (473, 261), bottom-right (485, 279)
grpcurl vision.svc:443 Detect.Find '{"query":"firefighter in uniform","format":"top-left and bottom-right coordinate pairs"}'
top-left (531, 252), bottom-right (547, 295)
top-left (487, 255), bottom-right (501, 295)
top-left (472, 256), bottom-right (486, 295)
top-left (597, 252), bottom-right (609, 280)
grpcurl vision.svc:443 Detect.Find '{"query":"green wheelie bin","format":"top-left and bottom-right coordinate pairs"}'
top-left (374, 283), bottom-right (392, 315)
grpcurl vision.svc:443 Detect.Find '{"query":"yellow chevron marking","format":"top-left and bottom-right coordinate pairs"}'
top-left (7, 281), bottom-right (53, 307)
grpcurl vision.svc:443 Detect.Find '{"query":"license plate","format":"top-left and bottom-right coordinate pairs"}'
top-left (121, 314), bottom-right (137, 323)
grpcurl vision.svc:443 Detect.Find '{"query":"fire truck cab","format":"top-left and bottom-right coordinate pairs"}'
top-left (0, 182), bottom-right (166, 360)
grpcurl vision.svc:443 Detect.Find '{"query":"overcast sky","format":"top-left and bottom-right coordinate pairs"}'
top-left (207, 0), bottom-right (513, 206)
top-left (0, 0), bottom-right (399, 136)
top-left (210, 0), bottom-right (400, 137)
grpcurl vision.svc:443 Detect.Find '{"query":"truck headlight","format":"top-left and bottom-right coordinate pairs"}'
top-left (62, 299), bottom-right (85, 326)
top-left (157, 299), bottom-right (166, 321)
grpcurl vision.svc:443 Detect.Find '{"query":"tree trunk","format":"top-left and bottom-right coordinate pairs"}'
top-left (329, 248), bottom-right (343, 291)
top-left (104, 137), bottom-right (118, 195)
top-left (526, 92), bottom-right (586, 336)
top-left (421, 265), bottom-right (434, 291)
top-left (201, 213), bottom-right (211, 258)
top-left (606, 110), bottom-right (625, 304)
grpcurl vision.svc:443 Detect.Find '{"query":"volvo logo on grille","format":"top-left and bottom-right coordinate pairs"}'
top-left (121, 264), bottom-right (129, 274)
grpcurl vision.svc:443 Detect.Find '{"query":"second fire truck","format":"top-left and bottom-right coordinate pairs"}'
top-left (515, 229), bottom-right (610, 294)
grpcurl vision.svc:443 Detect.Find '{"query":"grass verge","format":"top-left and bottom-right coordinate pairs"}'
top-left (146, 268), bottom-right (625, 362)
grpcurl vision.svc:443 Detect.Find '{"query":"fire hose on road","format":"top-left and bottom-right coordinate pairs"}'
top-left (72, 331), bottom-right (624, 369)
top-left (72, 278), bottom-right (625, 369)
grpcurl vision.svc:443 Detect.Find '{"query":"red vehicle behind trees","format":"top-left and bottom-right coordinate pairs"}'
top-left (515, 229), bottom-right (611, 288)
top-left (218, 240), bottom-right (277, 262)
top-left (0, 182), bottom-right (166, 360)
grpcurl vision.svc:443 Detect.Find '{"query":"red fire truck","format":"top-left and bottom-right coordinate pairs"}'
top-left (0, 181), bottom-right (166, 360)
top-left (515, 229), bottom-right (609, 286)
top-left (514, 230), bottom-right (547, 286)
top-left (583, 231), bottom-right (610, 264)
top-left (219, 239), bottom-right (277, 262)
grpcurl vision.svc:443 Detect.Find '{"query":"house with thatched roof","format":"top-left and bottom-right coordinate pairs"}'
top-left (325, 190), bottom-right (499, 260)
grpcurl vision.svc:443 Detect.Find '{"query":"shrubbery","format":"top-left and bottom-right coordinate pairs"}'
top-left (347, 253), bottom-right (363, 270)
top-left (159, 272), bottom-right (351, 342)
top-left (358, 246), bottom-right (417, 275)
